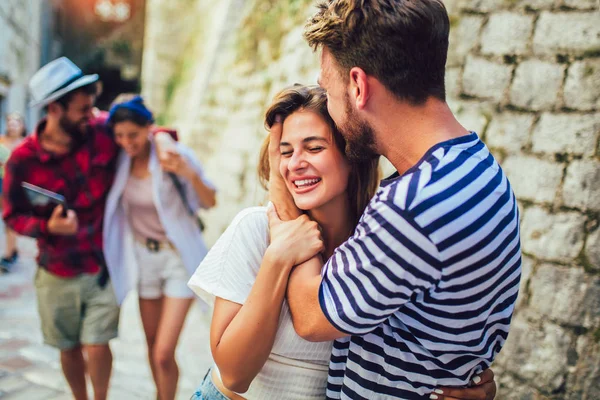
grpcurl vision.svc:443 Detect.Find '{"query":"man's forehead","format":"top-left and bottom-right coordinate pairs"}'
top-left (70, 92), bottom-right (94, 107)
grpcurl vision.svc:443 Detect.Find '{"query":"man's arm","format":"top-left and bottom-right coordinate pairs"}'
top-left (286, 256), bottom-right (348, 342)
top-left (2, 158), bottom-right (49, 238)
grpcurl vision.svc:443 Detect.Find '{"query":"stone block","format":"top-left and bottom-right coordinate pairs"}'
top-left (565, 336), bottom-right (600, 400)
top-left (460, 0), bottom-right (498, 12)
top-left (520, 207), bottom-right (586, 262)
top-left (448, 15), bottom-right (484, 67)
top-left (454, 102), bottom-right (492, 136)
top-left (529, 264), bottom-right (600, 328)
top-left (464, 0), bottom-right (558, 11)
top-left (495, 314), bottom-right (571, 392)
top-left (0, 374), bottom-right (29, 394)
top-left (564, 59), bottom-right (600, 111)
top-left (1, 385), bottom-right (60, 399)
top-left (562, 160), bottom-right (600, 211)
top-left (445, 67), bottom-right (462, 99)
top-left (496, 373), bottom-right (541, 400)
top-left (509, 60), bottom-right (565, 111)
top-left (563, 0), bottom-right (599, 10)
top-left (585, 227), bottom-right (600, 271)
top-left (462, 56), bottom-right (513, 102)
top-left (515, 255), bottom-right (535, 309)
top-left (531, 113), bottom-right (600, 156)
top-left (501, 156), bottom-right (563, 203)
top-left (485, 112), bottom-right (535, 153)
top-left (533, 12), bottom-right (600, 56)
top-left (481, 12), bottom-right (534, 56)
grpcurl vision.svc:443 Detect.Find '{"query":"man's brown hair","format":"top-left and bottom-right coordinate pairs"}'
top-left (259, 84), bottom-right (380, 228)
top-left (304, 0), bottom-right (450, 105)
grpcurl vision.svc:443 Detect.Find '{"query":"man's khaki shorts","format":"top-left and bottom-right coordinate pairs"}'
top-left (34, 268), bottom-right (120, 350)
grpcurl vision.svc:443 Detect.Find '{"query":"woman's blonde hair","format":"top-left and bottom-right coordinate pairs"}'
top-left (258, 84), bottom-right (380, 228)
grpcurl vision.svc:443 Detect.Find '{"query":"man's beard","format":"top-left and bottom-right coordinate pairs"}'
top-left (59, 115), bottom-right (87, 145)
top-left (337, 94), bottom-right (378, 162)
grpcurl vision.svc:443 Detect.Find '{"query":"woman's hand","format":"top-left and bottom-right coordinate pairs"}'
top-left (268, 117), bottom-right (301, 220)
top-left (267, 204), bottom-right (324, 267)
top-left (433, 369), bottom-right (496, 400)
top-left (159, 150), bottom-right (194, 180)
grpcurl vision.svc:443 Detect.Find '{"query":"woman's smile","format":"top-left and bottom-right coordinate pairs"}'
top-left (291, 176), bottom-right (322, 193)
top-left (279, 111), bottom-right (350, 212)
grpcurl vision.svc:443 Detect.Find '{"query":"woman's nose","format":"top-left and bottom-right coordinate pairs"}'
top-left (288, 151), bottom-right (308, 171)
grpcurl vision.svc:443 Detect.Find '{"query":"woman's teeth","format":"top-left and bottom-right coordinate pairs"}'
top-left (294, 178), bottom-right (321, 188)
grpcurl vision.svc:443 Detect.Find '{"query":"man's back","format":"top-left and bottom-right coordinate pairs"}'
top-left (319, 133), bottom-right (521, 399)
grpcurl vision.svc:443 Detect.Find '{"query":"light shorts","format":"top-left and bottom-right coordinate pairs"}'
top-left (34, 267), bottom-right (120, 350)
top-left (133, 241), bottom-right (194, 299)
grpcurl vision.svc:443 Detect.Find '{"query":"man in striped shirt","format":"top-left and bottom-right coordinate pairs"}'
top-left (267, 1), bottom-right (521, 399)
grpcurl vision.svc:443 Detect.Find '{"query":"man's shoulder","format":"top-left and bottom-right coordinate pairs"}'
top-left (8, 137), bottom-right (37, 163)
top-left (89, 117), bottom-right (118, 158)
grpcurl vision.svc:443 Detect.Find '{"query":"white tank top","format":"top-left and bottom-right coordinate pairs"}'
top-left (188, 207), bottom-right (332, 399)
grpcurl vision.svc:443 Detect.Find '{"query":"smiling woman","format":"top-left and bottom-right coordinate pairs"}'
top-left (103, 94), bottom-right (216, 400)
top-left (187, 84), bottom-right (380, 400)
top-left (260, 85), bottom-right (379, 228)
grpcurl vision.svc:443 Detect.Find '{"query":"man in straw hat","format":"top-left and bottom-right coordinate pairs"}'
top-left (2, 57), bottom-right (119, 400)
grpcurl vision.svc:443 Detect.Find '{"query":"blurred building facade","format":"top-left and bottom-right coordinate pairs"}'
top-left (56, 0), bottom-right (147, 109)
top-left (0, 0), bottom-right (147, 133)
top-left (141, 0), bottom-right (600, 399)
top-left (0, 0), bottom-right (64, 133)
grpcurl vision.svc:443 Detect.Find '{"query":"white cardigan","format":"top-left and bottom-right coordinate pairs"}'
top-left (103, 140), bottom-right (215, 304)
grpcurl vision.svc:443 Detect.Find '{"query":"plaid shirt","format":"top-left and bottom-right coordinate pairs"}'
top-left (2, 116), bottom-right (118, 277)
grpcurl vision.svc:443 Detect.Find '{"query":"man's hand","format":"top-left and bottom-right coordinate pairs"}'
top-left (159, 150), bottom-right (194, 180)
top-left (434, 369), bottom-right (496, 400)
top-left (47, 205), bottom-right (78, 236)
top-left (268, 116), bottom-right (301, 221)
top-left (267, 204), bottom-right (324, 266)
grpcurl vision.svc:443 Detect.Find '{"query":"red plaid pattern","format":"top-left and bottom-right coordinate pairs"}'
top-left (2, 116), bottom-right (118, 277)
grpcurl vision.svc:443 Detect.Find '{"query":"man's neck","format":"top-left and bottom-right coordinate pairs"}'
top-left (372, 97), bottom-right (469, 175)
top-left (40, 118), bottom-right (73, 155)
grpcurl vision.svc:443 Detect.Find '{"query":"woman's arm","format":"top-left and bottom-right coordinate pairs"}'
top-left (210, 248), bottom-right (294, 393)
top-left (187, 172), bottom-right (216, 208)
top-left (209, 212), bottom-right (324, 393)
top-left (158, 148), bottom-right (216, 208)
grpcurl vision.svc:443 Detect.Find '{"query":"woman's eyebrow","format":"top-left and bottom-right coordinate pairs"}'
top-left (303, 136), bottom-right (328, 143)
top-left (280, 136), bottom-right (329, 147)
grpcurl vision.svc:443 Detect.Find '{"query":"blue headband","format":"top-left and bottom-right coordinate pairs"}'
top-left (108, 95), bottom-right (154, 124)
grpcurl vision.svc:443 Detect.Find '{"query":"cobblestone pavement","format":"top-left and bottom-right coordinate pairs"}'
top-left (0, 228), bottom-right (213, 399)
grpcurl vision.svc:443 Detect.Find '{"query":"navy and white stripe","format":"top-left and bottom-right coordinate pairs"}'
top-left (319, 132), bottom-right (521, 399)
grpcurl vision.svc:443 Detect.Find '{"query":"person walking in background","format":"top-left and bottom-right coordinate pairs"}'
top-left (103, 94), bottom-right (216, 400)
top-left (0, 112), bottom-right (27, 272)
top-left (2, 57), bottom-right (120, 400)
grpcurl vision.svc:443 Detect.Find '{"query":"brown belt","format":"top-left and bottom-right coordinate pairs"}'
top-left (134, 236), bottom-right (176, 253)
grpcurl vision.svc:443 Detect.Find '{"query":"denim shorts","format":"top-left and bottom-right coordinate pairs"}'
top-left (191, 369), bottom-right (230, 400)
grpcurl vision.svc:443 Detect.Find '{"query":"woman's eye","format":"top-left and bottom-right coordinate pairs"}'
top-left (309, 147), bottom-right (324, 152)
top-left (281, 151), bottom-right (293, 157)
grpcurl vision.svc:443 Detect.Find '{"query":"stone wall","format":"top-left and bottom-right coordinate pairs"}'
top-left (444, 1), bottom-right (600, 398)
top-left (142, 0), bottom-right (600, 398)
top-left (142, 0), bottom-right (320, 244)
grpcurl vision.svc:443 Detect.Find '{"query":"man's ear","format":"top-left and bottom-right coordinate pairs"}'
top-left (46, 102), bottom-right (64, 117)
top-left (349, 67), bottom-right (370, 110)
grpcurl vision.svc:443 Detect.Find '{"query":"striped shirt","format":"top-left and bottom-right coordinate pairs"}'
top-left (319, 133), bottom-right (521, 399)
